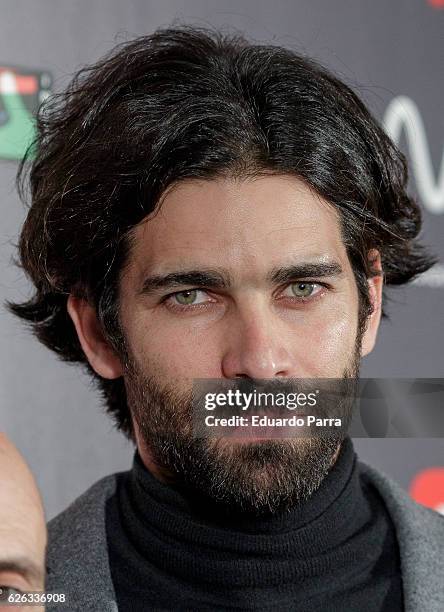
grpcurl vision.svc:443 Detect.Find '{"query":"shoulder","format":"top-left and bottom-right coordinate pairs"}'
top-left (359, 460), bottom-right (444, 533)
top-left (46, 472), bottom-right (123, 611)
top-left (48, 472), bottom-right (119, 545)
top-left (359, 460), bottom-right (444, 611)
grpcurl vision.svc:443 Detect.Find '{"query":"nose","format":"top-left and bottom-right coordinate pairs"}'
top-left (221, 309), bottom-right (294, 379)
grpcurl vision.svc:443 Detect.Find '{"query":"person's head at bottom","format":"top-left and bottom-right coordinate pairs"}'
top-left (0, 434), bottom-right (46, 611)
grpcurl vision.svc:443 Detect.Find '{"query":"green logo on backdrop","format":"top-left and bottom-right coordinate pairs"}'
top-left (0, 66), bottom-right (51, 160)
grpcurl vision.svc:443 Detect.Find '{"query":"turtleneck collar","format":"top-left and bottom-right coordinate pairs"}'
top-left (110, 437), bottom-right (387, 584)
top-left (130, 436), bottom-right (356, 536)
top-left (106, 435), bottom-right (403, 610)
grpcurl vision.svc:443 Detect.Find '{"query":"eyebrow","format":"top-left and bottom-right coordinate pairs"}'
top-left (139, 270), bottom-right (231, 295)
top-left (268, 262), bottom-right (344, 284)
top-left (0, 558), bottom-right (44, 586)
top-left (139, 261), bottom-right (343, 296)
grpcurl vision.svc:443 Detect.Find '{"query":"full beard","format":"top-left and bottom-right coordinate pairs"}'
top-left (123, 348), bottom-right (361, 518)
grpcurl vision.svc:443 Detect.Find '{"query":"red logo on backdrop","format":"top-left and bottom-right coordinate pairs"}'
top-left (410, 468), bottom-right (444, 514)
top-left (428, 0), bottom-right (444, 7)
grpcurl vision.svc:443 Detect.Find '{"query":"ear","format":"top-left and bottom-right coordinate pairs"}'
top-left (360, 249), bottom-right (384, 357)
top-left (67, 295), bottom-right (123, 379)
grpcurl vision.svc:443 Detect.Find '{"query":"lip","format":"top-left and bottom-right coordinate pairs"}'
top-left (220, 412), bottom-right (309, 441)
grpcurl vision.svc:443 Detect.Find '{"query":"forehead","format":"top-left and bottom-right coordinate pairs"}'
top-left (125, 174), bottom-right (348, 280)
top-left (0, 437), bottom-right (46, 570)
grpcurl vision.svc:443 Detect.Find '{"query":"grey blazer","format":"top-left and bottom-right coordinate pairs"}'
top-left (46, 462), bottom-right (444, 611)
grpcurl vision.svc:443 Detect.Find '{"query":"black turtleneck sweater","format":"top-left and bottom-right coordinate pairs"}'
top-left (105, 438), bottom-right (403, 611)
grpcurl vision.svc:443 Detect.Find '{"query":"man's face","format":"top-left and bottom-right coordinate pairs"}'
top-left (0, 434), bottom-right (46, 611)
top-left (120, 175), bottom-right (361, 383)
top-left (112, 175), bottom-right (374, 514)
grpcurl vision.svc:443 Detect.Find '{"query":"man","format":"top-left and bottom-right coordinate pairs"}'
top-left (8, 26), bottom-right (444, 611)
top-left (0, 434), bottom-right (46, 611)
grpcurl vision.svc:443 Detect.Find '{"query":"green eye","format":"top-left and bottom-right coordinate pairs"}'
top-left (174, 290), bottom-right (198, 305)
top-left (290, 282), bottom-right (315, 298)
top-left (0, 586), bottom-right (24, 600)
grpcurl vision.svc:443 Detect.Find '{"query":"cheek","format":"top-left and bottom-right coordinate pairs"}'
top-left (300, 308), bottom-right (358, 376)
top-left (125, 311), bottom-right (221, 380)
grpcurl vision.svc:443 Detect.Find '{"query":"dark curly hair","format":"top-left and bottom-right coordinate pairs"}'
top-left (6, 26), bottom-right (435, 438)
